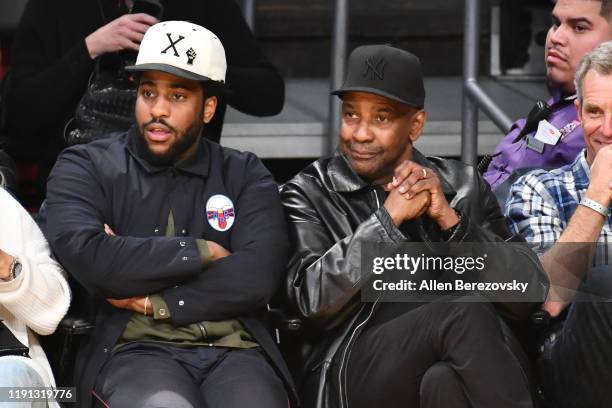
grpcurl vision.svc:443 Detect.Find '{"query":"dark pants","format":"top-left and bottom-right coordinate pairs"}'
top-left (92, 342), bottom-right (287, 408)
top-left (346, 301), bottom-right (532, 408)
top-left (539, 267), bottom-right (612, 408)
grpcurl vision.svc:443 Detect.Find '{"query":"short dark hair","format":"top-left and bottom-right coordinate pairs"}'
top-left (601, 0), bottom-right (612, 20)
top-left (560, 0), bottom-right (612, 21)
top-left (201, 81), bottom-right (225, 101)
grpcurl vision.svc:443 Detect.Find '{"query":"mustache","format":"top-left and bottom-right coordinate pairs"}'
top-left (347, 142), bottom-right (382, 153)
top-left (142, 118), bottom-right (177, 133)
top-left (547, 46), bottom-right (568, 60)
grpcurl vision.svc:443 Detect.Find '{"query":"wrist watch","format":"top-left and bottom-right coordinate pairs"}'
top-left (5, 257), bottom-right (22, 281)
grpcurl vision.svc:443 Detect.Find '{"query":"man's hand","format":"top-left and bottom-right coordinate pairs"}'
top-left (542, 300), bottom-right (569, 318)
top-left (206, 241), bottom-right (231, 260)
top-left (541, 284), bottom-right (574, 317)
top-left (85, 14), bottom-right (159, 59)
top-left (586, 144), bottom-right (612, 206)
top-left (107, 296), bottom-right (149, 315)
top-left (0, 249), bottom-right (13, 281)
top-left (386, 161), bottom-right (459, 230)
top-left (384, 188), bottom-right (431, 227)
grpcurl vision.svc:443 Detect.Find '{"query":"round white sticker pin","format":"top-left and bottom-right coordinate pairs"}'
top-left (206, 194), bottom-right (235, 232)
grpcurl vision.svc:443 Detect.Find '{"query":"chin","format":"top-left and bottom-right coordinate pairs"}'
top-left (547, 73), bottom-right (573, 92)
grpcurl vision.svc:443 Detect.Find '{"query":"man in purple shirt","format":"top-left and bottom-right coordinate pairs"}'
top-left (484, 0), bottom-right (612, 190)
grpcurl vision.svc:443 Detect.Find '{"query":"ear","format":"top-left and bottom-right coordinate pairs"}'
top-left (202, 96), bottom-right (218, 124)
top-left (574, 98), bottom-right (583, 124)
top-left (408, 110), bottom-right (427, 143)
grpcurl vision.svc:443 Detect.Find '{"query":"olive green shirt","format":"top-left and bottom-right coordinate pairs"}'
top-left (117, 210), bottom-right (258, 349)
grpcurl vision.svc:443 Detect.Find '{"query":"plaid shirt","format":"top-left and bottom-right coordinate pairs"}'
top-left (505, 149), bottom-right (612, 260)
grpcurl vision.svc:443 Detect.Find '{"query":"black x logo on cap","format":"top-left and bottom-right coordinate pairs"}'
top-left (362, 56), bottom-right (386, 80)
top-left (161, 33), bottom-right (185, 57)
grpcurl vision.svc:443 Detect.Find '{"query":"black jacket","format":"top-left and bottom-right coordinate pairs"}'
top-left (280, 150), bottom-right (548, 408)
top-left (44, 129), bottom-right (296, 406)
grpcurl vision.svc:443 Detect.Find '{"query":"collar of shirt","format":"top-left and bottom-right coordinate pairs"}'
top-left (125, 126), bottom-right (211, 179)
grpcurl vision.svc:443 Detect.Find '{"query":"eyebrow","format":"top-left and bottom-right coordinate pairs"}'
top-left (552, 12), bottom-right (594, 26)
top-left (342, 100), bottom-right (395, 108)
top-left (566, 17), bottom-right (593, 25)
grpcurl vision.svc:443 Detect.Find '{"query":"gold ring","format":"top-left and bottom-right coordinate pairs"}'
top-left (422, 168), bottom-right (427, 178)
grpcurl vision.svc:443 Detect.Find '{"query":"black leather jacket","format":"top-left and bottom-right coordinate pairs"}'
top-left (280, 150), bottom-right (548, 408)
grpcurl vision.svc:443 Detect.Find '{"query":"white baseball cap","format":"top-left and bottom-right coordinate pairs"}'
top-left (125, 21), bottom-right (226, 83)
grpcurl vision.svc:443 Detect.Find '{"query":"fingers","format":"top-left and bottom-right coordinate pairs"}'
top-left (384, 188), bottom-right (430, 226)
top-left (127, 13), bottom-right (160, 26)
top-left (541, 300), bottom-right (566, 318)
top-left (107, 296), bottom-right (147, 313)
top-left (390, 162), bottom-right (434, 197)
top-left (118, 37), bottom-right (141, 52)
top-left (118, 20), bottom-right (152, 42)
top-left (390, 161), bottom-right (415, 189)
top-left (397, 170), bottom-right (437, 199)
top-left (104, 224), bottom-right (116, 236)
top-left (89, 14), bottom-right (157, 56)
top-left (401, 178), bottom-right (436, 199)
top-left (107, 298), bottom-right (128, 308)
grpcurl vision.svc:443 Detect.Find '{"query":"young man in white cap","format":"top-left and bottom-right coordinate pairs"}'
top-left (44, 21), bottom-right (295, 407)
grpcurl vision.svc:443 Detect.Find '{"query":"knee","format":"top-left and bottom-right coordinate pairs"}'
top-left (420, 362), bottom-right (462, 396)
top-left (420, 362), bottom-right (468, 408)
top-left (101, 390), bottom-right (197, 408)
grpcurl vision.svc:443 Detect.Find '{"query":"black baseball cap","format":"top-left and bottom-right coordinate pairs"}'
top-left (332, 44), bottom-right (425, 108)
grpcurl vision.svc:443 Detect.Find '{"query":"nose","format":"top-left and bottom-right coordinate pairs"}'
top-left (353, 120), bottom-right (374, 142)
top-left (602, 113), bottom-right (612, 138)
top-left (548, 24), bottom-right (568, 47)
top-left (151, 97), bottom-right (170, 119)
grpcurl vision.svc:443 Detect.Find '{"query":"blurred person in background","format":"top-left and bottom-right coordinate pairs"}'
top-left (1, 0), bottom-right (284, 207)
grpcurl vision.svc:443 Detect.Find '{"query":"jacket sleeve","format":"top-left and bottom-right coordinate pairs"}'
top-left (160, 156), bottom-right (289, 325)
top-left (0, 188), bottom-right (71, 336)
top-left (44, 147), bottom-right (203, 299)
top-left (206, 0), bottom-right (284, 116)
top-left (3, 0), bottom-right (94, 143)
top-left (281, 181), bottom-right (406, 331)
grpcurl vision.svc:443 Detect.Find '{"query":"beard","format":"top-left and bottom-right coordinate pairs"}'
top-left (136, 118), bottom-right (204, 167)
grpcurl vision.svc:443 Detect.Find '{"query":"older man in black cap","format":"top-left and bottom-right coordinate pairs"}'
top-left (281, 45), bottom-right (547, 408)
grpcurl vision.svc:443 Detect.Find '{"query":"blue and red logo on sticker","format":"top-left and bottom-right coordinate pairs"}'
top-left (206, 194), bottom-right (235, 232)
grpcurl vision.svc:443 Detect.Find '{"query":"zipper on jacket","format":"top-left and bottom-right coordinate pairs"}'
top-left (338, 300), bottom-right (378, 408)
top-left (372, 188), bottom-right (381, 209)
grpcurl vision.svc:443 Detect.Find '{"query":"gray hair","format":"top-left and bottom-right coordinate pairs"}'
top-left (575, 40), bottom-right (612, 105)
